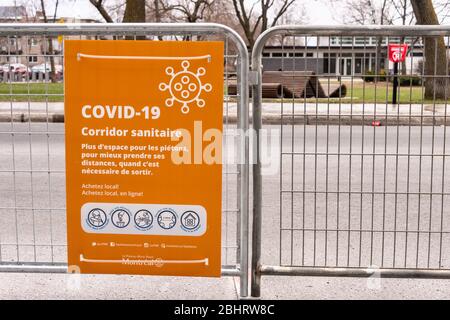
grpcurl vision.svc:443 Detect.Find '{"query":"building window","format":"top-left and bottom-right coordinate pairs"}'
top-left (354, 37), bottom-right (367, 46)
top-left (28, 38), bottom-right (38, 47)
top-left (28, 56), bottom-right (38, 63)
top-left (323, 57), bottom-right (336, 74)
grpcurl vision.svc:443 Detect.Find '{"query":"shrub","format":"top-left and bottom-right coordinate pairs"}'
top-left (363, 69), bottom-right (387, 82)
top-left (363, 69), bottom-right (386, 82)
top-left (378, 69), bottom-right (387, 82)
top-left (396, 76), bottom-right (422, 86)
top-left (363, 70), bottom-right (375, 82)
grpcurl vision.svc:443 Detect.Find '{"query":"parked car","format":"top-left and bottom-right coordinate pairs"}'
top-left (31, 63), bottom-right (63, 74)
top-left (1, 63), bottom-right (30, 73)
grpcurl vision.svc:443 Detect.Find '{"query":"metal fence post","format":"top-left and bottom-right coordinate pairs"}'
top-left (251, 33), bottom-right (265, 298)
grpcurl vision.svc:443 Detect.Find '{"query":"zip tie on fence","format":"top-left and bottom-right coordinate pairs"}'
top-left (77, 53), bottom-right (211, 62)
top-left (80, 254), bottom-right (209, 266)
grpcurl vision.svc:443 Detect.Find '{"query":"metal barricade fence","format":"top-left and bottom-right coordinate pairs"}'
top-left (3, 22), bottom-right (450, 300)
top-left (0, 23), bottom-right (249, 297)
top-left (251, 26), bottom-right (450, 297)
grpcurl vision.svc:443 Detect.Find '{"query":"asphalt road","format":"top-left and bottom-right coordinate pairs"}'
top-left (2, 123), bottom-right (450, 299)
top-left (263, 123), bottom-right (450, 268)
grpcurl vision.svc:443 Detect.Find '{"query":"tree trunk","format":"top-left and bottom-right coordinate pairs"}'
top-left (411, 0), bottom-right (449, 100)
top-left (40, 0), bottom-right (57, 83)
top-left (375, 36), bottom-right (383, 83)
top-left (400, 36), bottom-right (407, 75)
top-left (123, 0), bottom-right (146, 40)
top-left (123, 0), bottom-right (146, 22)
top-left (154, 0), bottom-right (161, 22)
top-left (400, 1), bottom-right (408, 75)
top-left (154, 0), bottom-right (164, 40)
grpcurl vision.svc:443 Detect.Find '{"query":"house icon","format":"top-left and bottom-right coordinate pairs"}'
top-left (182, 211), bottom-right (199, 230)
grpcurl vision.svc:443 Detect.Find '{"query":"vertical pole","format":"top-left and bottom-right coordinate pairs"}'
top-left (392, 62), bottom-right (399, 105)
top-left (14, 0), bottom-right (18, 23)
top-left (251, 43), bottom-right (263, 299)
top-left (237, 41), bottom-right (250, 300)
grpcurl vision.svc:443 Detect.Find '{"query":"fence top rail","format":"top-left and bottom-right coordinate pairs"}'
top-left (257, 24), bottom-right (450, 38)
top-left (0, 22), bottom-right (245, 45)
top-left (252, 24), bottom-right (450, 67)
top-left (0, 21), bottom-right (250, 92)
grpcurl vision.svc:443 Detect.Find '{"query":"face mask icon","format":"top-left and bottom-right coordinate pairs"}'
top-left (157, 210), bottom-right (177, 229)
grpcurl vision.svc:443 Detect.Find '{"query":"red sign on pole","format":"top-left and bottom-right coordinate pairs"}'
top-left (388, 44), bottom-right (409, 63)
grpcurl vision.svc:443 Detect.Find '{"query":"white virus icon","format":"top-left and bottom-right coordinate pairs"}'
top-left (159, 60), bottom-right (212, 114)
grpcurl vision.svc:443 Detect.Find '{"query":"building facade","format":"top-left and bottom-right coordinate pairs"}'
top-left (0, 5), bottom-right (99, 68)
top-left (262, 36), bottom-right (450, 76)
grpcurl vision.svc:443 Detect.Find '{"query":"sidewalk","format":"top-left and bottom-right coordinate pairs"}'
top-left (2, 272), bottom-right (450, 299)
top-left (0, 102), bottom-right (64, 122)
top-left (244, 102), bottom-right (450, 125)
top-left (0, 273), bottom-right (240, 299)
top-left (0, 102), bottom-right (448, 125)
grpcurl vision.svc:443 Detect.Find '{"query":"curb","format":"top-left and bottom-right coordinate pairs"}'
top-left (261, 115), bottom-right (450, 126)
top-left (0, 112), bottom-right (449, 126)
top-left (0, 112), bottom-right (65, 123)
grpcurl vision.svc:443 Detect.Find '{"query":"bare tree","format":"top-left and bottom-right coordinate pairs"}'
top-left (389, 0), bottom-right (415, 74)
top-left (332, 0), bottom-right (448, 25)
top-left (154, 0), bottom-right (163, 22)
top-left (411, 0), bottom-right (449, 100)
top-left (169, 0), bottom-right (215, 23)
top-left (333, 0), bottom-right (393, 25)
top-left (89, 0), bottom-right (114, 22)
top-left (434, 1), bottom-right (450, 24)
top-left (372, 0), bottom-right (389, 80)
top-left (390, 0), bottom-right (414, 25)
top-left (147, 0), bottom-right (173, 22)
top-left (90, 0), bottom-right (145, 23)
top-left (93, 0), bottom-right (218, 23)
top-left (335, 0), bottom-right (392, 78)
top-left (39, 0), bottom-right (59, 82)
top-left (232, 0), bottom-right (296, 50)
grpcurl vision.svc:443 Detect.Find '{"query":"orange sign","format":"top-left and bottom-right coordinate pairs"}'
top-left (64, 40), bottom-right (224, 277)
